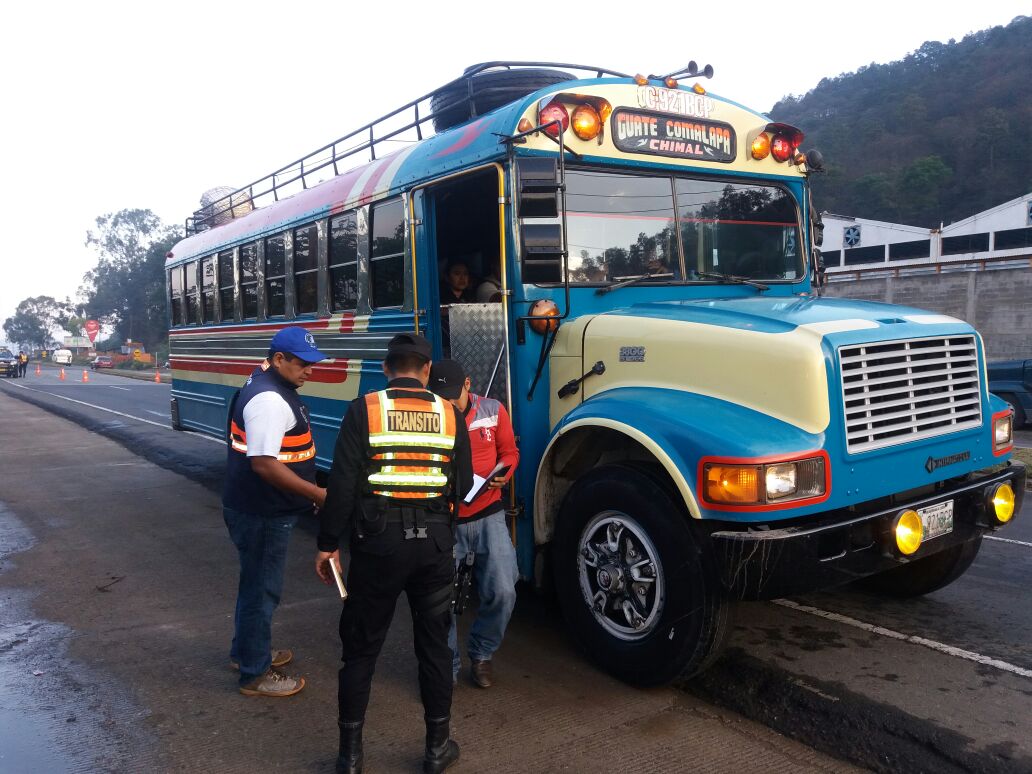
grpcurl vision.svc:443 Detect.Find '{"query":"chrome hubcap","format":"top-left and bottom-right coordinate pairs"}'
top-left (577, 511), bottom-right (664, 641)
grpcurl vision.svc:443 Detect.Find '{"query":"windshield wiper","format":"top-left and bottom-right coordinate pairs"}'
top-left (695, 271), bottom-right (769, 292)
top-left (595, 272), bottom-right (674, 296)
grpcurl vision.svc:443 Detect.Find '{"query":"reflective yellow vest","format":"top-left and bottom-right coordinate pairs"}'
top-left (365, 387), bottom-right (458, 500)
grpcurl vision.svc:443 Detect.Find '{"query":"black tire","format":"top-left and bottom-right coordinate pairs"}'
top-left (857, 537), bottom-right (982, 597)
top-left (1000, 393), bottom-right (1027, 428)
top-left (553, 464), bottom-right (735, 686)
top-left (430, 66), bottom-right (575, 133)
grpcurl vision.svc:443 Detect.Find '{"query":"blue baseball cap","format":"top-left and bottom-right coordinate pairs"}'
top-left (270, 326), bottom-right (328, 363)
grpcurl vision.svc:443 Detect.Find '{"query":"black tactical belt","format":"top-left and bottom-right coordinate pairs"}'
top-left (384, 506), bottom-right (451, 539)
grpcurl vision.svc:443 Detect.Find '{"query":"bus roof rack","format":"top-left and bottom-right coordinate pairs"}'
top-left (185, 62), bottom-right (633, 235)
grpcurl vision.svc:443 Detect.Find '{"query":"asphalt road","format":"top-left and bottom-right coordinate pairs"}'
top-left (0, 391), bottom-right (852, 773)
top-left (2, 372), bottom-right (1030, 772)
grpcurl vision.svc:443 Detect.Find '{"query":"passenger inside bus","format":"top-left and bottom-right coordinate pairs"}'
top-left (440, 260), bottom-right (477, 304)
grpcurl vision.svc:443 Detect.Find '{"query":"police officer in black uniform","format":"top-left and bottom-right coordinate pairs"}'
top-left (316, 333), bottom-right (472, 774)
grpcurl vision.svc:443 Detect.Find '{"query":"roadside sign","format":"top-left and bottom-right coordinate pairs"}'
top-left (85, 319), bottom-right (100, 344)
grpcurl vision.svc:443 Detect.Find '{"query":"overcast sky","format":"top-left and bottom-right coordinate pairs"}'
top-left (1, 1), bottom-right (1028, 341)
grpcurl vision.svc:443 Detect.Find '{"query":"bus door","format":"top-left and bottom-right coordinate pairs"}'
top-left (416, 166), bottom-right (510, 406)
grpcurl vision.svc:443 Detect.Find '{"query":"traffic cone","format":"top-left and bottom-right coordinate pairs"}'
top-left (154, 369), bottom-right (161, 384)
top-left (82, 370), bottom-right (89, 383)
top-left (59, 368), bottom-right (65, 381)
top-left (35, 363), bottom-right (41, 376)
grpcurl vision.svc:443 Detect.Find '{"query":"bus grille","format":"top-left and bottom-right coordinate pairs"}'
top-left (839, 335), bottom-right (982, 454)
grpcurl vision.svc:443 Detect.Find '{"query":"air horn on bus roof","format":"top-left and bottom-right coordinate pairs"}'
top-left (642, 61), bottom-right (715, 88)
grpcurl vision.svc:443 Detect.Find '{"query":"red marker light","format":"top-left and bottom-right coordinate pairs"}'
top-left (771, 134), bottom-right (793, 162)
top-left (538, 100), bottom-right (570, 138)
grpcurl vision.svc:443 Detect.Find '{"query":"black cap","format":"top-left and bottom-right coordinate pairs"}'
top-left (428, 359), bottom-right (467, 400)
top-left (386, 332), bottom-right (432, 361)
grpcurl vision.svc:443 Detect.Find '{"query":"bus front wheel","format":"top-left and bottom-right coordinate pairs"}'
top-left (553, 464), bottom-right (734, 686)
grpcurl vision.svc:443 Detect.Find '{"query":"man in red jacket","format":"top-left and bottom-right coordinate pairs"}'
top-left (429, 359), bottom-right (519, 688)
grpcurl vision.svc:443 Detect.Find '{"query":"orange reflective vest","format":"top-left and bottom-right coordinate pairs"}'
top-left (365, 387), bottom-right (458, 500)
top-left (229, 420), bottom-right (316, 463)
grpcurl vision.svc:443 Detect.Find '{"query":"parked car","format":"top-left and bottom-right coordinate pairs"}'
top-left (0, 349), bottom-right (17, 377)
top-left (91, 355), bottom-right (115, 370)
top-left (988, 359), bottom-right (1031, 428)
top-left (52, 349), bottom-right (73, 365)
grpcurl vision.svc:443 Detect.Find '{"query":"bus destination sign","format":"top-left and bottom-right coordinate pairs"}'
top-left (612, 109), bottom-right (736, 163)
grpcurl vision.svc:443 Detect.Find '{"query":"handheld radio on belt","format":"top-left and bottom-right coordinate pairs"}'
top-left (452, 551), bottom-right (475, 614)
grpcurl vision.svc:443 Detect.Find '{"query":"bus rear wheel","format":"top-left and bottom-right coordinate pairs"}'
top-left (857, 537), bottom-right (982, 597)
top-left (553, 465), bottom-right (734, 686)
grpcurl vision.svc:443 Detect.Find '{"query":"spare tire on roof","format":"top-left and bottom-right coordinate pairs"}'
top-left (430, 65), bottom-right (575, 133)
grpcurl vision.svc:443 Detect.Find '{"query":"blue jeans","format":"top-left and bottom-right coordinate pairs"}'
top-left (449, 510), bottom-right (519, 676)
top-left (224, 506), bottom-right (300, 685)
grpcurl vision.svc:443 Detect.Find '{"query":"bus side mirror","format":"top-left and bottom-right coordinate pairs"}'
top-left (813, 214), bottom-right (824, 247)
top-left (515, 157), bottom-right (560, 218)
top-left (521, 223), bottom-right (564, 284)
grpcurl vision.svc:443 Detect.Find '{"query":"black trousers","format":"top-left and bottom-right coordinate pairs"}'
top-left (338, 523), bottom-right (455, 722)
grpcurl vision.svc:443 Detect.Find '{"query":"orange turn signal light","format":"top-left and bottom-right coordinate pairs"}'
top-left (517, 118), bottom-right (533, 133)
top-left (664, 77), bottom-right (678, 89)
top-left (571, 104), bottom-right (602, 140)
top-left (634, 73), bottom-right (649, 86)
top-left (704, 464), bottom-right (761, 505)
top-left (751, 133), bottom-right (771, 160)
top-left (528, 299), bottom-right (560, 334)
top-left (693, 83), bottom-right (706, 95)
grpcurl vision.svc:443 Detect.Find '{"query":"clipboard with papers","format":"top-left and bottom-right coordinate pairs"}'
top-left (463, 461), bottom-right (511, 506)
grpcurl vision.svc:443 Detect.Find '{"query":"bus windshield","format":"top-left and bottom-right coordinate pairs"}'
top-left (562, 169), bottom-right (803, 284)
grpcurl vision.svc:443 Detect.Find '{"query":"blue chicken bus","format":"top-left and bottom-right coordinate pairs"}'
top-left (165, 62), bottom-right (1024, 685)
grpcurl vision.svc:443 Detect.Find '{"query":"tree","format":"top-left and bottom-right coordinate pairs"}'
top-left (898, 155), bottom-right (953, 225)
top-left (81, 209), bottom-right (181, 348)
top-left (2, 296), bottom-right (73, 349)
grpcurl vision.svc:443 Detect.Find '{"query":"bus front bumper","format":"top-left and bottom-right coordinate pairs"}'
top-left (710, 462), bottom-right (1025, 600)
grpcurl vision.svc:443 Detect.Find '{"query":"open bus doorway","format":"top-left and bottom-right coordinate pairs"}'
top-left (425, 168), bottom-right (509, 405)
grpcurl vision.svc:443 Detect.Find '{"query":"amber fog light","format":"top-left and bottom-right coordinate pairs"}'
top-left (894, 509), bottom-right (923, 556)
top-left (989, 482), bottom-right (1016, 524)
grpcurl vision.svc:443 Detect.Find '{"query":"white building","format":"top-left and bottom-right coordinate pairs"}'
top-left (822, 193), bottom-right (1032, 277)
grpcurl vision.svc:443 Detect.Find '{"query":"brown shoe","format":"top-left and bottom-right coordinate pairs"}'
top-left (239, 668), bottom-right (305, 697)
top-left (470, 659), bottom-right (493, 688)
top-left (230, 648), bottom-right (293, 671)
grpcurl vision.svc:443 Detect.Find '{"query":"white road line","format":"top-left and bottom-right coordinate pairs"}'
top-left (0, 379), bottom-right (224, 445)
top-left (985, 535), bottom-right (1032, 549)
top-left (774, 598), bottom-right (1032, 680)
top-left (108, 386), bottom-right (131, 391)
top-left (146, 410), bottom-right (169, 417)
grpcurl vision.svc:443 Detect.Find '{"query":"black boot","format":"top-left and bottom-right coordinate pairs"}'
top-left (422, 715), bottom-right (459, 774)
top-left (336, 720), bottom-right (363, 774)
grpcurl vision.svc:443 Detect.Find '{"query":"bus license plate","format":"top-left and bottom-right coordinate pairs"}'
top-left (919, 500), bottom-right (954, 541)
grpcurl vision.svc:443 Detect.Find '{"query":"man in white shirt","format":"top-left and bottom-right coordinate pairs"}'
top-left (223, 326), bottom-right (328, 697)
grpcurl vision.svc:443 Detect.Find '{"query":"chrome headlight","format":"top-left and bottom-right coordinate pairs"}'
top-left (993, 412), bottom-right (1013, 454)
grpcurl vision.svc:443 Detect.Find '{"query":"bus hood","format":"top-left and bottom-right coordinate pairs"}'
top-left (552, 295), bottom-right (977, 435)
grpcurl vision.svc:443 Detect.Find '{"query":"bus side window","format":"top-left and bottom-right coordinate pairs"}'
top-left (370, 199), bottom-right (405, 308)
top-left (170, 266), bottom-right (184, 326)
top-left (330, 212), bottom-right (358, 311)
top-left (218, 249), bottom-right (235, 322)
top-left (201, 256), bottom-right (216, 323)
top-left (294, 223), bottom-right (319, 315)
top-left (240, 243), bottom-right (259, 320)
top-left (184, 260), bottom-right (199, 324)
top-left (265, 234), bottom-right (287, 317)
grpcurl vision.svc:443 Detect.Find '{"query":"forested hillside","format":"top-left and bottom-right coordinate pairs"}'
top-left (770, 15), bottom-right (1032, 228)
